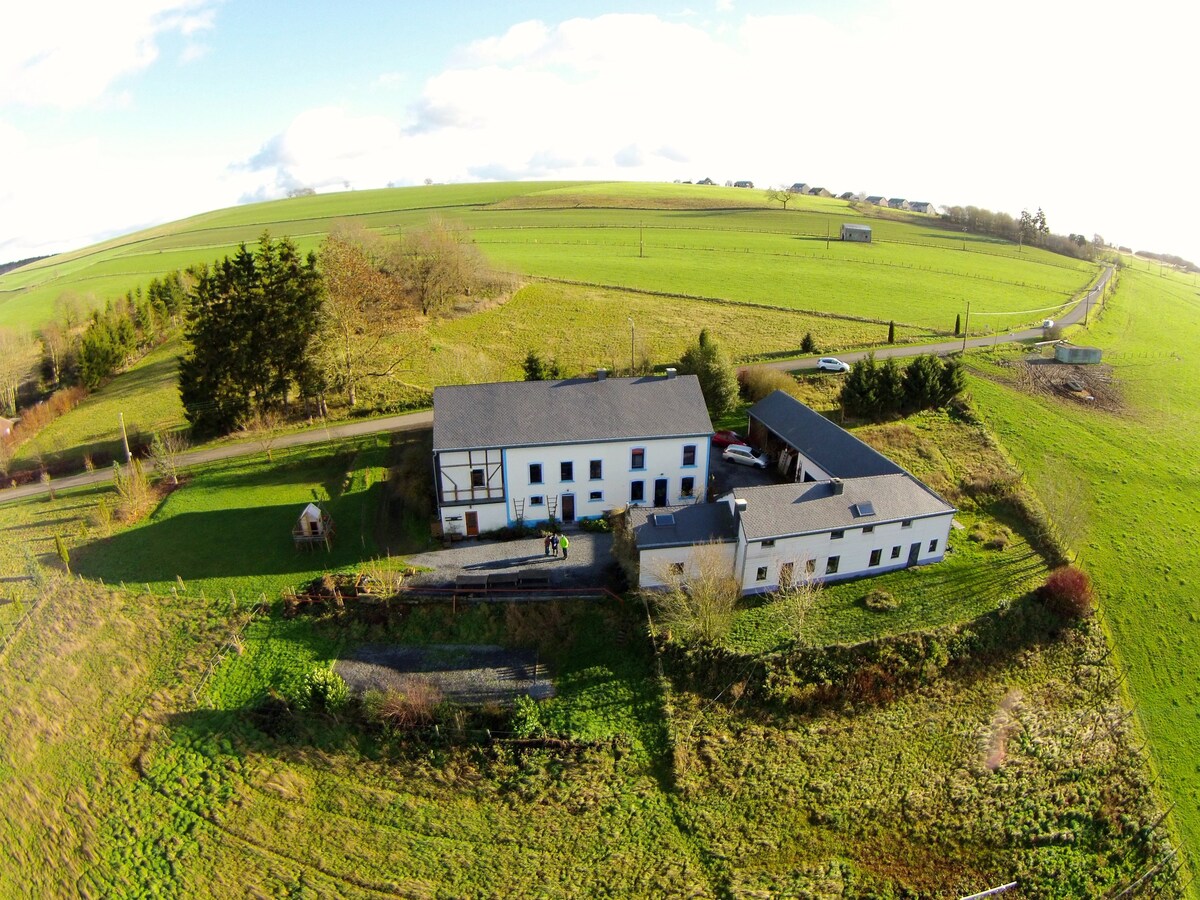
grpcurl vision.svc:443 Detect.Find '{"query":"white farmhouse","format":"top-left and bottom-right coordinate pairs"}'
top-left (432, 371), bottom-right (714, 538)
top-left (632, 391), bottom-right (955, 594)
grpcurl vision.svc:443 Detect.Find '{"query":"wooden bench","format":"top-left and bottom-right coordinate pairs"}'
top-left (486, 572), bottom-right (521, 589)
top-left (454, 574), bottom-right (490, 596)
top-left (517, 570), bottom-right (550, 588)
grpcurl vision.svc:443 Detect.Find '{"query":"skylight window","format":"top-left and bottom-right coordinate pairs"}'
top-left (851, 501), bottom-right (876, 517)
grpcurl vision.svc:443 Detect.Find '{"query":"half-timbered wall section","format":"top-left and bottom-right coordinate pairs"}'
top-left (436, 448), bottom-right (505, 505)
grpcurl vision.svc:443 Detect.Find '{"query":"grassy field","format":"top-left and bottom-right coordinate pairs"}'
top-left (70, 436), bottom-right (391, 601)
top-left (11, 336), bottom-right (187, 470)
top-left (965, 266), bottom-right (1200, 884)
top-left (0, 414), bottom-right (1179, 896)
top-left (0, 181), bottom-right (1096, 333)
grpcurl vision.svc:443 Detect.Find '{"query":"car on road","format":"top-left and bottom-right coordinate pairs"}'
top-left (711, 429), bottom-right (746, 448)
top-left (816, 357), bottom-right (851, 373)
top-left (722, 444), bottom-right (769, 468)
top-left (1042, 318), bottom-right (1055, 328)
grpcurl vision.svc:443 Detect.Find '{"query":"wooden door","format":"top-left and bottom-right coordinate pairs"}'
top-left (654, 478), bottom-right (668, 507)
top-left (561, 494), bottom-right (575, 522)
top-left (465, 511), bottom-right (479, 537)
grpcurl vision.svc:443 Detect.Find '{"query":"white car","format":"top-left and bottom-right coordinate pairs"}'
top-left (1042, 318), bottom-right (1055, 328)
top-left (816, 357), bottom-right (851, 373)
top-left (722, 444), bottom-right (769, 468)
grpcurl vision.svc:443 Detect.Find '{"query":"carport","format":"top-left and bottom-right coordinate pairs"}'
top-left (746, 391), bottom-right (907, 484)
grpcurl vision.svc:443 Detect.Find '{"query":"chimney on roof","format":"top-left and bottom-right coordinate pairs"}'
top-left (733, 498), bottom-right (747, 521)
top-left (665, 367), bottom-right (677, 379)
top-left (830, 478), bottom-right (844, 496)
top-left (596, 368), bottom-right (608, 380)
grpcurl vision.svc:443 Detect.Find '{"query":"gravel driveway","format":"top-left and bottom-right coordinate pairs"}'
top-left (335, 643), bottom-right (554, 704)
top-left (403, 532), bottom-right (615, 590)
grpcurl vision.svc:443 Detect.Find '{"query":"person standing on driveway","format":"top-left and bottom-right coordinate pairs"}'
top-left (559, 533), bottom-right (569, 559)
top-left (544, 533), bottom-right (552, 556)
top-left (551, 532), bottom-right (559, 557)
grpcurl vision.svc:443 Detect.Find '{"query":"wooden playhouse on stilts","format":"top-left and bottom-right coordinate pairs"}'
top-left (293, 502), bottom-right (335, 551)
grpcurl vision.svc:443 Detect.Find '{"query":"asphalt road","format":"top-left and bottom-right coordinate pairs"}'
top-left (761, 265), bottom-right (1112, 372)
top-left (1, 266), bottom-right (1111, 504)
top-left (0, 410), bottom-right (433, 504)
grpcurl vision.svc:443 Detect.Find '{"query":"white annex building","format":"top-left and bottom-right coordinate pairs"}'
top-left (632, 390), bottom-right (955, 595)
top-left (432, 371), bottom-right (714, 538)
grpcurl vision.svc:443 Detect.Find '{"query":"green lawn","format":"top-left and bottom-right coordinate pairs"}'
top-left (71, 436), bottom-right (391, 601)
top-left (966, 267), bottom-right (1200, 886)
top-left (1, 181), bottom-right (1096, 333)
top-left (13, 336), bottom-right (187, 470)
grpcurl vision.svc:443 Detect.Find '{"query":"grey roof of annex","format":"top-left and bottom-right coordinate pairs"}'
top-left (732, 474), bottom-right (955, 540)
top-left (749, 390), bottom-right (905, 479)
top-left (433, 374), bottom-right (714, 451)
top-left (629, 503), bottom-right (738, 550)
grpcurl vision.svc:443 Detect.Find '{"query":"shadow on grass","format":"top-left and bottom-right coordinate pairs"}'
top-left (72, 502), bottom-right (366, 584)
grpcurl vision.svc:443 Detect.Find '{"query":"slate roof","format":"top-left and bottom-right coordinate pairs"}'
top-left (732, 475), bottom-right (954, 540)
top-left (630, 503), bottom-right (737, 550)
top-left (749, 391), bottom-right (903, 479)
top-left (841, 223), bottom-right (872, 233)
top-left (433, 375), bottom-right (714, 451)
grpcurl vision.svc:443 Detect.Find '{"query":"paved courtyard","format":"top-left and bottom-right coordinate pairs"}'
top-left (404, 532), bottom-right (616, 590)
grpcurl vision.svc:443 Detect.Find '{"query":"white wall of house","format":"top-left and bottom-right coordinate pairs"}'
top-left (638, 542), bottom-right (738, 590)
top-left (439, 498), bottom-right (510, 537)
top-left (438, 435), bottom-right (711, 533)
top-left (735, 512), bottom-right (954, 594)
top-left (505, 436), bottom-right (710, 525)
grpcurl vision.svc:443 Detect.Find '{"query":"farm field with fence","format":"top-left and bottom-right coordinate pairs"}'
top-left (1, 181), bottom-right (1097, 333)
top-left (966, 267), bottom-right (1200, 884)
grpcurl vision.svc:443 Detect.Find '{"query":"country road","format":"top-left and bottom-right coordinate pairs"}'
top-left (0, 266), bottom-right (1111, 505)
top-left (764, 265), bottom-right (1112, 371)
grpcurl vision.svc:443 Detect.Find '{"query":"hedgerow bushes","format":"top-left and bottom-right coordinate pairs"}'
top-left (662, 592), bottom-right (1062, 711)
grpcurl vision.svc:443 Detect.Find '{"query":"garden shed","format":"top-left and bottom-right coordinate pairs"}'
top-left (841, 224), bottom-right (872, 243)
top-left (1055, 343), bottom-right (1102, 364)
top-left (293, 502), bottom-right (334, 550)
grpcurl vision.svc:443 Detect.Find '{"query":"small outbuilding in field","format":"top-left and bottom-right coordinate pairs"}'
top-left (841, 223), bottom-right (872, 243)
top-left (1054, 342), bottom-right (1103, 365)
top-left (293, 502), bottom-right (335, 551)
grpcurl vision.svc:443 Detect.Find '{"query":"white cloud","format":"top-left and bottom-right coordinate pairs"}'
top-left (0, 0), bottom-right (220, 108)
top-left (5, 4), bottom-right (1198, 262)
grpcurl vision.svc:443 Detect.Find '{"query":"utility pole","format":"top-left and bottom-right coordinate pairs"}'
top-left (118, 412), bottom-right (132, 465)
top-left (639, 222), bottom-right (644, 259)
top-left (961, 301), bottom-right (970, 354)
top-left (627, 317), bottom-right (635, 375)
top-left (825, 220), bottom-right (830, 250)
top-left (1084, 287), bottom-right (1090, 327)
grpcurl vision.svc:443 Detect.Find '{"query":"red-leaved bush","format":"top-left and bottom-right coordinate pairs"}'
top-left (1039, 566), bottom-right (1094, 619)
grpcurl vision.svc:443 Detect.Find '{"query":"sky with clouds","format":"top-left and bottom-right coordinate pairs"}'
top-left (2, 0), bottom-right (1197, 263)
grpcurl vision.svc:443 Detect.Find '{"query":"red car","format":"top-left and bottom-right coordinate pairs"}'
top-left (711, 430), bottom-right (747, 448)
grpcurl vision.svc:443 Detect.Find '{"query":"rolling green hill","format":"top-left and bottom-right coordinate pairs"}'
top-left (0, 181), bottom-right (1097, 333)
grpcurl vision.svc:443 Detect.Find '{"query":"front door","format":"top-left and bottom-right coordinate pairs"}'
top-left (561, 494), bottom-right (575, 523)
top-left (907, 541), bottom-right (921, 566)
top-left (654, 478), bottom-right (669, 506)
top-left (465, 511), bottom-right (479, 537)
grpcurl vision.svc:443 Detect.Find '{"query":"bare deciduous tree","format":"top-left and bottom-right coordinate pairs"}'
top-left (0, 328), bottom-right (40, 416)
top-left (650, 542), bottom-right (740, 645)
top-left (318, 228), bottom-right (423, 408)
top-left (149, 430), bottom-right (189, 486)
top-left (386, 218), bottom-right (486, 317)
top-left (764, 185), bottom-right (795, 211)
top-left (240, 408), bottom-right (283, 461)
